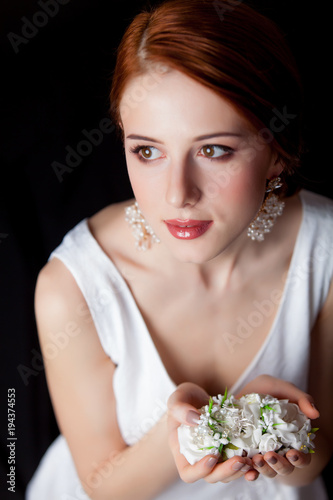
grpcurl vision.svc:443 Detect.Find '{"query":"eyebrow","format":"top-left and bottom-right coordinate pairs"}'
top-left (194, 132), bottom-right (243, 141)
top-left (126, 132), bottom-right (243, 143)
top-left (126, 134), bottom-right (163, 143)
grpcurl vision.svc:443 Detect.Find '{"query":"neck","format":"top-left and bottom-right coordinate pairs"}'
top-left (156, 229), bottom-right (257, 293)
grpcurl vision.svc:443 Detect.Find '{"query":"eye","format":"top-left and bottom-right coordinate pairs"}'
top-left (130, 145), bottom-right (163, 161)
top-left (199, 145), bottom-right (232, 159)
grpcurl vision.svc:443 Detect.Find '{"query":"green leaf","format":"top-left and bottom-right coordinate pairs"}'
top-left (208, 397), bottom-right (213, 414)
top-left (263, 405), bottom-right (277, 412)
top-left (224, 443), bottom-right (239, 450)
top-left (311, 427), bottom-right (319, 433)
top-left (221, 387), bottom-right (228, 406)
top-left (222, 443), bottom-right (236, 461)
top-left (308, 449), bottom-right (315, 454)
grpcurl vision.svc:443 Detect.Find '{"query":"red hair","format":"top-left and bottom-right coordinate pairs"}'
top-left (110, 0), bottom-right (303, 179)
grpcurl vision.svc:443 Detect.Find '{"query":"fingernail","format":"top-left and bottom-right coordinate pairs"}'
top-left (206, 456), bottom-right (218, 468)
top-left (241, 464), bottom-right (251, 472)
top-left (311, 402), bottom-right (319, 414)
top-left (267, 456), bottom-right (278, 465)
top-left (254, 459), bottom-right (265, 468)
top-left (186, 410), bottom-right (201, 425)
top-left (232, 461), bottom-right (244, 471)
top-left (289, 454), bottom-right (299, 462)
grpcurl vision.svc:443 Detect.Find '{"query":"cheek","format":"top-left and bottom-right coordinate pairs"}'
top-left (126, 161), bottom-right (162, 214)
top-left (204, 160), bottom-right (267, 210)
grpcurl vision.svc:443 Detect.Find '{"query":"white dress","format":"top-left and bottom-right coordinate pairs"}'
top-left (26, 190), bottom-right (333, 500)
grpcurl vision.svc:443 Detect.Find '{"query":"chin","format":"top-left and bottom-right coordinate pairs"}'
top-left (167, 243), bottom-right (225, 264)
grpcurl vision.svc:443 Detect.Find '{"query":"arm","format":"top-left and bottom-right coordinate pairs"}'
top-left (35, 258), bottom-right (178, 500)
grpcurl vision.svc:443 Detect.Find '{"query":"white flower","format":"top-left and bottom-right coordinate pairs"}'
top-left (177, 425), bottom-right (227, 465)
top-left (258, 432), bottom-right (282, 453)
top-left (177, 392), bottom-right (317, 465)
top-left (242, 392), bottom-right (262, 405)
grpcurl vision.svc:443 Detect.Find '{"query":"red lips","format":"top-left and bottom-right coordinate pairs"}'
top-left (164, 219), bottom-right (213, 240)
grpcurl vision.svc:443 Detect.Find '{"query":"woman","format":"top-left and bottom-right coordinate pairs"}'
top-left (26, 0), bottom-right (332, 498)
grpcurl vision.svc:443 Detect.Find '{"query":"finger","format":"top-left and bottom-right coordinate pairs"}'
top-left (204, 457), bottom-right (254, 484)
top-left (262, 452), bottom-right (294, 476)
top-left (236, 375), bottom-right (320, 419)
top-left (244, 468), bottom-right (260, 482)
top-left (174, 453), bottom-right (220, 483)
top-left (297, 397), bottom-right (320, 420)
top-left (285, 449), bottom-right (312, 468)
top-left (167, 382), bottom-right (209, 426)
top-left (252, 454), bottom-right (277, 478)
top-left (168, 382), bottom-right (210, 413)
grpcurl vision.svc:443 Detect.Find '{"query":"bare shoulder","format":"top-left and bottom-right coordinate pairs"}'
top-left (35, 256), bottom-right (80, 318)
top-left (34, 244), bottom-right (109, 362)
top-left (88, 198), bottom-right (137, 262)
top-left (34, 197), bottom-right (141, 329)
top-left (34, 257), bottom-right (102, 357)
top-left (89, 198), bottom-right (133, 235)
top-left (36, 198), bottom-right (136, 296)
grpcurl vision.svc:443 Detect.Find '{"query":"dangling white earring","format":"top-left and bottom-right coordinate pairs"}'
top-left (125, 202), bottom-right (160, 251)
top-left (247, 177), bottom-right (285, 242)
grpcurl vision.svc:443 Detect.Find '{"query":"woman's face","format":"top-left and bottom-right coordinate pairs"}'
top-left (120, 70), bottom-right (282, 263)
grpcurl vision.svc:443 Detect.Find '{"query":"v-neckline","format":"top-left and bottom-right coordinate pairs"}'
top-left (84, 191), bottom-right (307, 396)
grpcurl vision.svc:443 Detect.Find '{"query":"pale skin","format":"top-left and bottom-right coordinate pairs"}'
top-left (35, 70), bottom-right (333, 499)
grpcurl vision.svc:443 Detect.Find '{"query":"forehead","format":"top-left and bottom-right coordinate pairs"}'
top-left (120, 70), bottom-right (252, 138)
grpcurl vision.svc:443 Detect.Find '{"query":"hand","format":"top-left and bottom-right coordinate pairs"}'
top-left (236, 374), bottom-right (320, 420)
top-left (251, 448), bottom-right (311, 480)
top-left (167, 382), bottom-right (259, 483)
top-left (237, 374), bottom-right (320, 481)
top-left (167, 376), bottom-right (320, 484)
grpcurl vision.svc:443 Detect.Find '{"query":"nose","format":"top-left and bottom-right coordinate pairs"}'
top-left (165, 158), bottom-right (201, 209)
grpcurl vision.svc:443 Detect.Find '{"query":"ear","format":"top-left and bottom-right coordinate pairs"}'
top-left (267, 153), bottom-right (284, 180)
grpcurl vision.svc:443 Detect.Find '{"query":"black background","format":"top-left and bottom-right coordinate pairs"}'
top-left (0, 1), bottom-right (332, 498)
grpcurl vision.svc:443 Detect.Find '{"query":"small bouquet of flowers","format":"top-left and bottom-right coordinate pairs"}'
top-left (178, 390), bottom-right (318, 465)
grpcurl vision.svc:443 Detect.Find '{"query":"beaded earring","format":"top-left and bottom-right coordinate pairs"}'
top-left (125, 202), bottom-right (160, 251)
top-left (247, 177), bottom-right (285, 242)
top-left (126, 178), bottom-right (284, 248)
